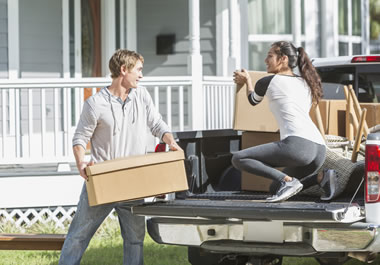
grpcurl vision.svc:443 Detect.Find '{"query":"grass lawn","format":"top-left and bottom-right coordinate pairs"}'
top-left (0, 219), bottom-right (379, 265)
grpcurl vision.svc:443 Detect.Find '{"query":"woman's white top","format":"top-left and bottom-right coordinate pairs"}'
top-left (248, 74), bottom-right (325, 146)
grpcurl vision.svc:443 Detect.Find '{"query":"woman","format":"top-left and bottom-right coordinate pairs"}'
top-left (232, 41), bottom-right (336, 202)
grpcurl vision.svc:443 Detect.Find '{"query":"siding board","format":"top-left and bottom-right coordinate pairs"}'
top-left (137, 0), bottom-right (216, 76)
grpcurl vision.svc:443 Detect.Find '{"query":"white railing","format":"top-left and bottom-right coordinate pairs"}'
top-left (203, 76), bottom-right (235, 130)
top-left (0, 76), bottom-right (235, 164)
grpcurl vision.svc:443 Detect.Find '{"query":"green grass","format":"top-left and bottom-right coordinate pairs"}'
top-left (0, 219), bottom-right (380, 265)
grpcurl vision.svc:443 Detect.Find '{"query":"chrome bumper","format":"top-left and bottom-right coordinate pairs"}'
top-left (147, 218), bottom-right (380, 254)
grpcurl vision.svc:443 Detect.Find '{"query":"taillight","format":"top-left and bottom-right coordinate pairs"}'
top-left (352, 56), bottom-right (380, 63)
top-left (155, 143), bottom-right (167, 152)
top-left (365, 145), bottom-right (380, 203)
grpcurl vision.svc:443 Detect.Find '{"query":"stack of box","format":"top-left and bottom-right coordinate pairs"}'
top-left (233, 71), bottom-right (279, 192)
top-left (234, 72), bottom-right (380, 192)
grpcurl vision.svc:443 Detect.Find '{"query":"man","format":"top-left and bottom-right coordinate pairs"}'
top-left (59, 49), bottom-right (182, 265)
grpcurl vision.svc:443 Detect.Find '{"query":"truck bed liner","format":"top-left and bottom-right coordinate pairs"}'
top-left (133, 196), bottom-right (364, 223)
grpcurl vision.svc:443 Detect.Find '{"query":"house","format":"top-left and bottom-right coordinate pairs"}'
top-left (0, 0), bottom-right (372, 226)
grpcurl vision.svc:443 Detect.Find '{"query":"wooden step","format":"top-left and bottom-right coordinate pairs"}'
top-left (0, 233), bottom-right (66, 250)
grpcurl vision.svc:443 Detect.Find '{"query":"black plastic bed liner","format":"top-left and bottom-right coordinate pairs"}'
top-left (180, 190), bottom-right (364, 205)
top-left (133, 191), bottom-right (364, 223)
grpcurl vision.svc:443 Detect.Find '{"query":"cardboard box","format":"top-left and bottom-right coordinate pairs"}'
top-left (85, 151), bottom-right (188, 206)
top-left (233, 71), bottom-right (278, 132)
top-left (240, 131), bottom-right (280, 192)
top-left (233, 71), bottom-right (330, 134)
top-left (359, 103), bottom-right (380, 129)
top-left (316, 100), bottom-right (380, 137)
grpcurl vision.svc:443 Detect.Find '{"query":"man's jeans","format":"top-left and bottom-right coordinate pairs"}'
top-left (58, 184), bottom-right (145, 265)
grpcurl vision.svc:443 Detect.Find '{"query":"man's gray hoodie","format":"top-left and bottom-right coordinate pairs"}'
top-left (72, 86), bottom-right (170, 162)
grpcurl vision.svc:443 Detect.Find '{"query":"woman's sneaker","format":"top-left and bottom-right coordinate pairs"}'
top-left (320, 169), bottom-right (338, 201)
top-left (266, 178), bottom-right (303, 203)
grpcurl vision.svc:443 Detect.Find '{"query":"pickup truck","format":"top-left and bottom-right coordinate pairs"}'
top-left (132, 55), bottom-right (380, 265)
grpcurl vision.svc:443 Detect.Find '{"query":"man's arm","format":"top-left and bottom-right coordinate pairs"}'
top-left (162, 132), bottom-right (183, 151)
top-left (73, 144), bottom-right (94, 180)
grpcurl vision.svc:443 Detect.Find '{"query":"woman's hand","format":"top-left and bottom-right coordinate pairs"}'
top-left (233, 69), bottom-right (251, 85)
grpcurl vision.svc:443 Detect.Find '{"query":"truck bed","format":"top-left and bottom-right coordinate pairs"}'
top-left (133, 191), bottom-right (364, 223)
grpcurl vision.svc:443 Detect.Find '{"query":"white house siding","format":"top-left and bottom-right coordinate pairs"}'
top-left (19, 0), bottom-right (63, 78)
top-left (0, 0), bottom-right (8, 79)
top-left (137, 0), bottom-right (216, 76)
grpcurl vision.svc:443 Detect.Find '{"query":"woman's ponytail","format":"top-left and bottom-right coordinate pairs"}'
top-left (297, 47), bottom-right (323, 104)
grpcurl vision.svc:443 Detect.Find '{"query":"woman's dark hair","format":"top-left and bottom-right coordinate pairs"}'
top-left (271, 41), bottom-right (323, 103)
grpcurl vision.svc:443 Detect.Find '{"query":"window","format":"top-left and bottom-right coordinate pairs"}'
top-left (338, 0), bottom-right (363, 55)
top-left (248, 42), bottom-right (272, 71)
top-left (248, 0), bottom-right (292, 35)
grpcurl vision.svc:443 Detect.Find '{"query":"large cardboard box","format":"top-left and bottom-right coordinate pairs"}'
top-left (318, 100), bottom-right (380, 137)
top-left (85, 151), bottom-right (188, 206)
top-left (233, 71), bottom-right (277, 132)
top-left (240, 131), bottom-right (280, 192)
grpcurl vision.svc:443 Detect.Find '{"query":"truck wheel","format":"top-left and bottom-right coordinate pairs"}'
top-left (315, 256), bottom-right (350, 265)
top-left (188, 247), bottom-right (247, 265)
top-left (247, 256), bottom-right (283, 265)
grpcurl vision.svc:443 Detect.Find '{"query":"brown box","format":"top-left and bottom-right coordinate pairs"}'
top-left (233, 71), bottom-right (277, 132)
top-left (240, 131), bottom-right (280, 192)
top-left (317, 100), bottom-right (380, 137)
top-left (85, 151), bottom-right (188, 206)
top-left (359, 103), bottom-right (380, 129)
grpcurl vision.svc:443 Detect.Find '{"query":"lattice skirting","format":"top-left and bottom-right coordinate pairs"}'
top-left (0, 207), bottom-right (117, 229)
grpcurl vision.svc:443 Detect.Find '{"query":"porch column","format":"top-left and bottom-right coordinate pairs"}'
top-left (126, 0), bottom-right (137, 51)
top-left (304, 0), bottom-right (319, 58)
top-left (188, 0), bottom-right (203, 130)
top-left (227, 0), bottom-right (239, 75)
top-left (362, 0), bottom-right (370, 55)
top-left (216, 0), bottom-right (228, 76)
top-left (321, 0), bottom-right (339, 57)
top-left (291, 0), bottom-right (301, 48)
top-left (7, 0), bottom-right (19, 79)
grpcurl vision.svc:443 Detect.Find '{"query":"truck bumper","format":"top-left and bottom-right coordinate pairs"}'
top-left (147, 217), bottom-right (379, 255)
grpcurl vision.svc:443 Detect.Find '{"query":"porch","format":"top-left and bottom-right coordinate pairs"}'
top-left (0, 76), bottom-right (235, 226)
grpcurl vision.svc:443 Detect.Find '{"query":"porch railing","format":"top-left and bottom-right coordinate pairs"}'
top-left (0, 76), bottom-right (235, 164)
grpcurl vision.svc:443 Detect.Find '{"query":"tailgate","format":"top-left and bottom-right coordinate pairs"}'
top-left (133, 198), bottom-right (364, 223)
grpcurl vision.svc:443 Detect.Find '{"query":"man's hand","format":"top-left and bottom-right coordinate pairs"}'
top-left (77, 160), bottom-right (94, 181)
top-left (162, 132), bottom-right (183, 152)
top-left (168, 142), bottom-right (182, 151)
top-left (233, 69), bottom-right (251, 85)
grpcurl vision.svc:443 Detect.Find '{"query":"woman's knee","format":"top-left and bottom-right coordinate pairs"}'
top-left (231, 152), bottom-right (242, 168)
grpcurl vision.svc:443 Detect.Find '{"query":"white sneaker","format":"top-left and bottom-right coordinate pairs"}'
top-left (266, 178), bottom-right (303, 203)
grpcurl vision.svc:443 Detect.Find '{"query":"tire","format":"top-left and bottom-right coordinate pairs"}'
top-left (188, 247), bottom-right (247, 265)
top-left (315, 256), bottom-right (350, 265)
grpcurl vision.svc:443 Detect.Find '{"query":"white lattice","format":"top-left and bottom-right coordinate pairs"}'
top-left (0, 207), bottom-right (117, 229)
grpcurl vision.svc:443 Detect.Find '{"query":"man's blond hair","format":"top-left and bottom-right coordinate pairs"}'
top-left (109, 49), bottom-right (144, 78)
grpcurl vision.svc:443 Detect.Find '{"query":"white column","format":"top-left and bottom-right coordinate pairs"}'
top-left (62, 0), bottom-right (70, 78)
top-left (291, 0), bottom-right (301, 48)
top-left (347, 0), bottom-right (353, 55)
top-left (227, 0), bottom-right (239, 75)
top-left (216, 0), bottom-right (229, 76)
top-left (101, 0), bottom-right (116, 76)
top-left (362, 0), bottom-right (370, 55)
top-left (321, 0), bottom-right (339, 57)
top-left (7, 0), bottom-right (19, 79)
top-left (126, 0), bottom-right (137, 51)
top-left (304, 0), bottom-right (319, 58)
top-left (188, 0), bottom-right (203, 130)
top-left (74, 0), bottom-right (82, 78)
top-left (239, 0), bottom-right (248, 69)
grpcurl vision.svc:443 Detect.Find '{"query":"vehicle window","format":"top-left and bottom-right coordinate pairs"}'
top-left (317, 67), bottom-right (355, 100)
top-left (358, 74), bottom-right (380, 103)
